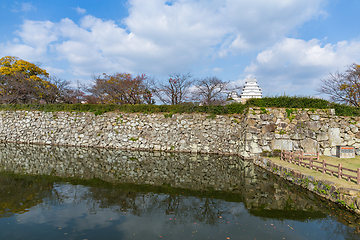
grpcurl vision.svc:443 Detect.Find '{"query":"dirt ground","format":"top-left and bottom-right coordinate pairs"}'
top-left (266, 155), bottom-right (360, 190)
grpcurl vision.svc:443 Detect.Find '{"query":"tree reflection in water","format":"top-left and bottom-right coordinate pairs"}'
top-left (0, 143), bottom-right (360, 239)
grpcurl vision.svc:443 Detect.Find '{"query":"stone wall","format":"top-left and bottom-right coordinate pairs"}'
top-left (1, 108), bottom-right (360, 157)
top-left (0, 110), bottom-right (243, 154)
top-left (241, 107), bottom-right (360, 157)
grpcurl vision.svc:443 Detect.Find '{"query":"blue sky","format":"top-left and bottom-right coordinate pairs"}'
top-left (1, 0), bottom-right (360, 98)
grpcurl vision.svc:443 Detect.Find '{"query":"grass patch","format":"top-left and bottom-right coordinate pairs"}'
top-left (266, 156), bottom-right (360, 189)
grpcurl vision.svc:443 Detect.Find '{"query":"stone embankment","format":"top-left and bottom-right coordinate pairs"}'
top-left (241, 107), bottom-right (360, 157)
top-left (1, 108), bottom-right (360, 156)
top-left (0, 110), bottom-right (242, 154)
top-left (254, 157), bottom-right (360, 215)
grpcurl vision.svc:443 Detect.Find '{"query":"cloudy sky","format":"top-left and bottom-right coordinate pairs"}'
top-left (1, 0), bottom-right (360, 97)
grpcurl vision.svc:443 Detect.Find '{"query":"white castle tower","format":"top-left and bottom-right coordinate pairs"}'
top-left (240, 78), bottom-right (262, 103)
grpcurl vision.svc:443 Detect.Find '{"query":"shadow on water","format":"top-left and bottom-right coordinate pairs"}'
top-left (0, 143), bottom-right (360, 239)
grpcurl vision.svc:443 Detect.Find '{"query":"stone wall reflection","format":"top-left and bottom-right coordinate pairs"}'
top-left (0, 143), bottom-right (355, 224)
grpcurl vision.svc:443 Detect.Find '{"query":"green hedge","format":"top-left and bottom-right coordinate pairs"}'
top-left (0, 103), bottom-right (247, 116)
top-left (0, 96), bottom-right (359, 116)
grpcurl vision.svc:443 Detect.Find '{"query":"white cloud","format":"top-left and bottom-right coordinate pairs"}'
top-left (21, 2), bottom-right (36, 11)
top-left (212, 67), bottom-right (223, 73)
top-left (43, 66), bottom-right (65, 75)
top-left (74, 6), bottom-right (86, 15)
top-left (16, 20), bottom-right (58, 48)
top-left (11, 2), bottom-right (36, 12)
top-left (1, 0), bottom-right (329, 81)
top-left (244, 38), bottom-right (360, 96)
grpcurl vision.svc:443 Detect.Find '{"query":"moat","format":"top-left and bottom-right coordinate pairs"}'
top-left (0, 143), bottom-right (360, 239)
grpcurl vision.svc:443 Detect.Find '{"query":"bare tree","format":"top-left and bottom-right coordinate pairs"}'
top-left (153, 73), bottom-right (193, 105)
top-left (192, 76), bottom-right (230, 105)
top-left (317, 64), bottom-right (360, 107)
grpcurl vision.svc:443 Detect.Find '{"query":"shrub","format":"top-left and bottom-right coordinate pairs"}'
top-left (0, 96), bottom-right (359, 116)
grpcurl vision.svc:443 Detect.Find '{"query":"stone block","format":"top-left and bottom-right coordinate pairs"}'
top-left (310, 115), bottom-right (320, 121)
top-left (260, 114), bottom-right (269, 121)
top-left (271, 139), bottom-right (293, 151)
top-left (344, 134), bottom-right (351, 141)
top-left (247, 119), bottom-right (257, 126)
top-left (262, 132), bottom-right (274, 140)
top-left (329, 128), bottom-right (342, 147)
top-left (300, 138), bottom-right (318, 153)
top-left (249, 142), bottom-right (262, 154)
top-left (261, 123), bottom-right (276, 133)
top-left (319, 141), bottom-right (329, 148)
top-left (317, 132), bottom-right (328, 141)
top-left (307, 121), bottom-right (321, 131)
top-left (291, 133), bottom-right (305, 140)
top-left (245, 133), bottom-right (253, 141)
top-left (248, 127), bottom-right (259, 134)
top-left (305, 130), bottom-right (316, 139)
top-left (356, 132), bottom-right (360, 139)
top-left (258, 139), bottom-right (268, 146)
top-left (297, 113), bottom-right (309, 121)
top-left (262, 145), bottom-right (271, 152)
top-left (350, 125), bottom-right (359, 133)
top-left (330, 147), bottom-right (337, 156)
top-left (346, 140), bottom-right (355, 146)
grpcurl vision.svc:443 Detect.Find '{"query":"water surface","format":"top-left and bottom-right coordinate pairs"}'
top-left (0, 143), bottom-right (359, 240)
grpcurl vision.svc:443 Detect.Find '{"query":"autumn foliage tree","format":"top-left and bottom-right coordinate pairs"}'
top-left (318, 64), bottom-right (360, 107)
top-left (153, 73), bottom-right (193, 105)
top-left (87, 73), bottom-right (154, 105)
top-left (0, 56), bottom-right (58, 103)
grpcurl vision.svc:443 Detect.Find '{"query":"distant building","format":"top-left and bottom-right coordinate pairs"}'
top-left (227, 91), bottom-right (241, 102)
top-left (226, 78), bottom-right (262, 104)
top-left (239, 78), bottom-right (262, 103)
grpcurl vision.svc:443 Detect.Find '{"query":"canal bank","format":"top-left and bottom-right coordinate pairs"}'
top-left (253, 156), bottom-right (360, 216)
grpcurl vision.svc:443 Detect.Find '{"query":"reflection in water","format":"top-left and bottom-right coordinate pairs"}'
top-left (0, 143), bottom-right (360, 239)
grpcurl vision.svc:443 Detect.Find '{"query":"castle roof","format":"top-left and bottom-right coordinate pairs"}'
top-left (240, 78), bottom-right (262, 99)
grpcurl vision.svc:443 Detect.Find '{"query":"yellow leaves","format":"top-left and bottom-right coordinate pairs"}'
top-left (0, 56), bottom-right (59, 102)
top-left (340, 84), bottom-right (349, 91)
top-left (0, 56), bottom-right (49, 78)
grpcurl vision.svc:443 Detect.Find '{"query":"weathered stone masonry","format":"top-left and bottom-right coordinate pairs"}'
top-left (1, 107), bottom-right (360, 156)
top-left (0, 111), bottom-right (243, 154)
top-left (240, 107), bottom-right (360, 157)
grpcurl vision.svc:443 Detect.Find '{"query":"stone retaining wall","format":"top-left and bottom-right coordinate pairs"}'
top-left (0, 110), bottom-right (242, 154)
top-left (241, 107), bottom-right (360, 157)
top-left (1, 108), bottom-right (360, 157)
